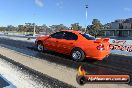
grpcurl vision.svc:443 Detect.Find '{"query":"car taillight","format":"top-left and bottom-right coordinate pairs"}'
top-left (97, 44), bottom-right (104, 50)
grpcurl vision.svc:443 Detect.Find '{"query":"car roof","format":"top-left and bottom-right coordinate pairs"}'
top-left (61, 30), bottom-right (81, 34)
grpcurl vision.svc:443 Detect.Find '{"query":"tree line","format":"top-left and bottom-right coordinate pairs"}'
top-left (0, 19), bottom-right (104, 37)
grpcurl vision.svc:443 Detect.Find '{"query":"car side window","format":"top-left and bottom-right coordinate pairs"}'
top-left (50, 32), bottom-right (64, 39)
top-left (63, 32), bottom-right (78, 40)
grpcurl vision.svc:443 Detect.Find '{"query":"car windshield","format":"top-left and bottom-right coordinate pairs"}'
top-left (81, 33), bottom-right (96, 40)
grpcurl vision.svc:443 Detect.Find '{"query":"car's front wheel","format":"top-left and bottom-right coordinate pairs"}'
top-left (37, 42), bottom-right (44, 52)
top-left (71, 48), bottom-right (85, 62)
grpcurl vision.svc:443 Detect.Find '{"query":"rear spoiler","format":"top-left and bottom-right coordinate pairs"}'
top-left (94, 38), bottom-right (110, 43)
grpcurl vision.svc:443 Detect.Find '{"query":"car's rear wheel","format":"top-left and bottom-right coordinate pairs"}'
top-left (71, 48), bottom-right (85, 62)
top-left (37, 42), bottom-right (44, 52)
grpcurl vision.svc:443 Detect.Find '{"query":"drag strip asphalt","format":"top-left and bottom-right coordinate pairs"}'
top-left (0, 38), bottom-right (132, 74)
top-left (0, 37), bottom-right (132, 86)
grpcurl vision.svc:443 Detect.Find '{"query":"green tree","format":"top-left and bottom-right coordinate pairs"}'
top-left (0, 27), bottom-right (6, 31)
top-left (25, 23), bottom-right (34, 32)
top-left (56, 24), bottom-right (68, 31)
top-left (18, 25), bottom-right (25, 32)
top-left (88, 19), bottom-right (103, 37)
top-left (71, 23), bottom-right (82, 31)
top-left (6, 25), bottom-right (16, 31)
top-left (49, 24), bottom-right (68, 32)
top-left (36, 24), bottom-right (49, 34)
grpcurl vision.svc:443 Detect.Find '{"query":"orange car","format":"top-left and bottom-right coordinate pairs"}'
top-left (35, 30), bottom-right (110, 61)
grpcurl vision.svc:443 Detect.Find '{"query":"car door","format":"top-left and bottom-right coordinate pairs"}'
top-left (57, 32), bottom-right (78, 54)
top-left (44, 31), bottom-right (64, 51)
